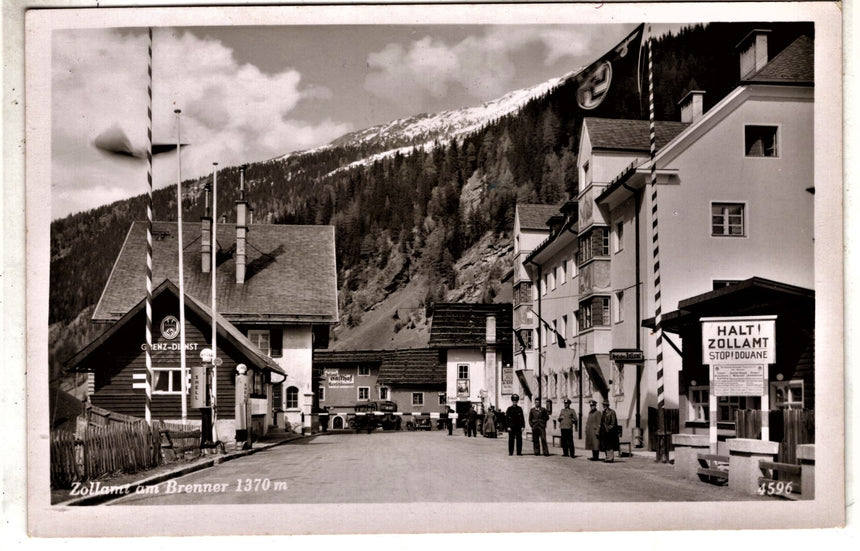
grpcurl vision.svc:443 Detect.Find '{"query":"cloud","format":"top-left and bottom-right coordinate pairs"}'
top-left (51, 28), bottom-right (351, 219)
top-left (364, 26), bottom-right (610, 108)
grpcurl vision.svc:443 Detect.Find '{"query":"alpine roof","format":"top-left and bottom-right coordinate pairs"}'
top-left (428, 302), bottom-right (513, 348)
top-left (313, 349), bottom-right (386, 366)
top-left (584, 118), bottom-right (690, 152)
top-left (744, 35), bottom-right (814, 85)
top-left (67, 279), bottom-right (284, 374)
top-left (377, 348), bottom-right (445, 386)
top-left (93, 221), bottom-right (338, 324)
top-left (517, 203), bottom-right (563, 231)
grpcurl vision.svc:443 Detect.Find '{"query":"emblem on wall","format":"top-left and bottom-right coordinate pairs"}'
top-left (160, 315), bottom-right (180, 340)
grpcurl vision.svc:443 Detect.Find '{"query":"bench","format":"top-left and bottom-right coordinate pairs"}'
top-left (617, 428), bottom-right (632, 457)
top-left (697, 453), bottom-right (729, 485)
top-left (758, 461), bottom-right (802, 500)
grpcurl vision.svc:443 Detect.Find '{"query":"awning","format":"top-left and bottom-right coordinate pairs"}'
top-left (515, 369), bottom-right (537, 399)
top-left (581, 354), bottom-right (611, 395)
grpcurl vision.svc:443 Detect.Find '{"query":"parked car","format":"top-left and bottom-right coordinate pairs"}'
top-left (378, 401), bottom-right (402, 431)
top-left (406, 413), bottom-right (432, 431)
top-left (349, 402), bottom-right (378, 433)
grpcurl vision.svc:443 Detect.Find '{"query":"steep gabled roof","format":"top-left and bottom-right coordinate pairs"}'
top-left (313, 349), bottom-right (386, 366)
top-left (93, 221), bottom-right (338, 324)
top-left (67, 279), bottom-right (284, 374)
top-left (744, 35), bottom-right (814, 85)
top-left (429, 302), bottom-right (513, 348)
top-left (516, 204), bottom-right (562, 231)
top-left (584, 118), bottom-right (689, 152)
top-left (377, 348), bottom-right (445, 386)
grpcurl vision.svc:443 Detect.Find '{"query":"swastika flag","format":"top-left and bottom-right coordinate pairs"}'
top-left (574, 24), bottom-right (645, 114)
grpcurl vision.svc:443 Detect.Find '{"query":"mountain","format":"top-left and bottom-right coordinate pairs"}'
top-left (49, 22), bottom-right (814, 379)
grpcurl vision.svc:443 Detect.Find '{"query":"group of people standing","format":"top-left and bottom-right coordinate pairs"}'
top-left (503, 394), bottom-right (621, 462)
top-left (461, 404), bottom-right (502, 438)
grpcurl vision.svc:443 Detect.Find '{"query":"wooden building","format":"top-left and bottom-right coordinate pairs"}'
top-left (66, 280), bottom-right (285, 437)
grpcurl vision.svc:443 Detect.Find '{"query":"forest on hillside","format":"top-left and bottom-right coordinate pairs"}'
top-left (49, 22), bottom-right (814, 378)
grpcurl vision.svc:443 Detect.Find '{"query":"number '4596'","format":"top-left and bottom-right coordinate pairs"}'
top-left (757, 481), bottom-right (793, 495)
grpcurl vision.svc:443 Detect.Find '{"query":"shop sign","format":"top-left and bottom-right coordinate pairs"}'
top-left (701, 316), bottom-right (776, 364)
top-left (610, 349), bottom-right (644, 362)
top-left (501, 366), bottom-right (514, 395)
top-left (713, 364), bottom-right (765, 396)
top-left (328, 373), bottom-right (354, 388)
top-left (456, 379), bottom-right (470, 398)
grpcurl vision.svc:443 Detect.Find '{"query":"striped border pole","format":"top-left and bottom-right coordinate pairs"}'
top-left (176, 109), bottom-right (188, 423)
top-left (647, 28), bottom-right (667, 462)
top-left (144, 27), bottom-right (154, 424)
top-left (211, 162), bottom-right (219, 440)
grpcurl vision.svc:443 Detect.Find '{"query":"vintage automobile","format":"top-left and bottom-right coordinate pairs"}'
top-left (406, 413), bottom-right (432, 431)
top-left (378, 401), bottom-right (402, 431)
top-left (349, 402), bottom-right (378, 433)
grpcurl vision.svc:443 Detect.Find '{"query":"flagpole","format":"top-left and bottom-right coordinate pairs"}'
top-left (175, 109), bottom-right (188, 423)
top-left (647, 26), bottom-right (668, 463)
top-left (144, 27), bottom-right (154, 425)
top-left (211, 162), bottom-right (219, 441)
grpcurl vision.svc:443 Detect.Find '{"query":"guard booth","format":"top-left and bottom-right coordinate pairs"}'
top-left (656, 278), bottom-right (814, 458)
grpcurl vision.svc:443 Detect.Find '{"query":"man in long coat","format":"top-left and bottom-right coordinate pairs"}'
top-left (505, 394), bottom-right (525, 456)
top-left (600, 399), bottom-right (619, 462)
top-left (584, 400), bottom-right (602, 461)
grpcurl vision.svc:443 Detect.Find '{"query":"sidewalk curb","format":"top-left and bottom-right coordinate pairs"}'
top-left (57, 435), bottom-right (309, 507)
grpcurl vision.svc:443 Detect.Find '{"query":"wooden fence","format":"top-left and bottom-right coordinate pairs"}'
top-left (735, 409), bottom-right (814, 464)
top-left (50, 415), bottom-right (202, 489)
top-left (647, 407), bottom-right (679, 452)
top-left (50, 421), bottom-right (161, 489)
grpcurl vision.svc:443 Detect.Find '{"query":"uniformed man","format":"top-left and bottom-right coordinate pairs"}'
top-left (505, 394), bottom-right (525, 456)
top-left (557, 398), bottom-right (578, 458)
top-left (529, 399), bottom-right (550, 456)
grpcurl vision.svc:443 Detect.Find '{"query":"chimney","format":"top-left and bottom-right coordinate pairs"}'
top-left (201, 184), bottom-right (212, 273)
top-left (737, 29), bottom-right (770, 79)
top-left (235, 165), bottom-right (250, 284)
top-left (486, 314), bottom-right (497, 345)
top-left (678, 89), bottom-right (706, 123)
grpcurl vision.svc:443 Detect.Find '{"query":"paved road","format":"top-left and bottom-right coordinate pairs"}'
top-left (112, 430), bottom-right (754, 505)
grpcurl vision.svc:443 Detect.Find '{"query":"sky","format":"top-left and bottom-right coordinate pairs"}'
top-left (51, 23), bottom-right (681, 220)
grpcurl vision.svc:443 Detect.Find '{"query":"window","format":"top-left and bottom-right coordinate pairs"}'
top-left (771, 381), bottom-right (804, 410)
top-left (358, 387), bottom-right (370, 401)
top-left (560, 315), bottom-right (568, 340)
top-left (745, 125), bottom-right (778, 157)
top-left (541, 275), bottom-right (547, 296)
top-left (412, 392), bottom-right (424, 406)
top-left (688, 386), bottom-right (709, 421)
top-left (248, 329), bottom-right (270, 356)
top-left (569, 258), bottom-right (577, 279)
top-left (286, 386), bottom-right (299, 409)
top-left (541, 325), bottom-right (547, 347)
top-left (457, 364), bottom-right (469, 380)
top-left (717, 396), bottom-right (760, 423)
top-left (152, 368), bottom-right (183, 394)
top-left (358, 365), bottom-right (371, 376)
top-left (614, 222), bottom-right (624, 253)
top-left (318, 386), bottom-right (325, 402)
top-left (614, 290), bottom-right (624, 324)
top-left (438, 393), bottom-right (447, 406)
top-left (577, 227), bottom-right (609, 264)
top-left (251, 370), bottom-right (265, 397)
top-left (548, 271), bottom-right (556, 291)
top-left (571, 370), bottom-right (580, 397)
top-left (711, 203), bottom-right (745, 237)
top-left (558, 263), bottom-right (566, 285)
top-left (515, 281), bottom-right (532, 306)
top-left (379, 387), bottom-right (390, 400)
top-left (582, 161), bottom-right (591, 187)
top-left (578, 296), bottom-right (610, 329)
